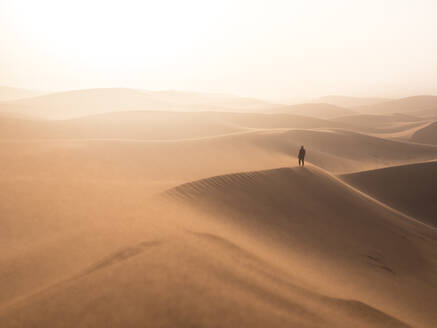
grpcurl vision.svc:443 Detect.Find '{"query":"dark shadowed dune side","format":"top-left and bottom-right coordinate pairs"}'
top-left (341, 161), bottom-right (437, 227)
top-left (411, 121), bottom-right (437, 145)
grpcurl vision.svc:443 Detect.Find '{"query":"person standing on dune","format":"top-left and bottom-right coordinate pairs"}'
top-left (298, 145), bottom-right (306, 166)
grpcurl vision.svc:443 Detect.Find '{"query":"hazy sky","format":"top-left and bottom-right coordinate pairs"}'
top-left (1, 0), bottom-right (436, 100)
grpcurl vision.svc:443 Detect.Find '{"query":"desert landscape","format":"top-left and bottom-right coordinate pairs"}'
top-left (0, 87), bottom-right (436, 328)
top-left (1, 0), bottom-right (437, 327)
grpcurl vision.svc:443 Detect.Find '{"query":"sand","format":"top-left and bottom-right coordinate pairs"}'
top-left (1, 95), bottom-right (437, 328)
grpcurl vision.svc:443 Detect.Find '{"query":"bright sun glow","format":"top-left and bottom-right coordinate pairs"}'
top-left (1, 0), bottom-right (437, 98)
top-left (6, 0), bottom-right (236, 69)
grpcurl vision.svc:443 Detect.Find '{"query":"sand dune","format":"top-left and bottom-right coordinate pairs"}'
top-left (0, 111), bottom-right (349, 140)
top-left (0, 86), bottom-right (46, 102)
top-left (317, 96), bottom-right (391, 108)
top-left (166, 167), bottom-right (437, 327)
top-left (0, 109), bottom-right (430, 149)
top-left (274, 103), bottom-right (355, 119)
top-left (9, 88), bottom-right (277, 118)
top-left (332, 113), bottom-right (422, 126)
top-left (3, 166), bottom-right (436, 327)
top-left (330, 113), bottom-right (429, 137)
top-left (1, 128), bottom-right (437, 192)
top-left (357, 95), bottom-right (437, 117)
top-left (411, 121), bottom-right (437, 145)
top-left (1, 101), bottom-right (436, 327)
top-left (0, 103), bottom-right (39, 119)
top-left (0, 112), bottom-right (245, 140)
top-left (341, 161), bottom-right (437, 226)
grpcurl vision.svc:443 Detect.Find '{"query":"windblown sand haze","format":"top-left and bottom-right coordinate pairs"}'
top-left (1, 1), bottom-right (437, 327)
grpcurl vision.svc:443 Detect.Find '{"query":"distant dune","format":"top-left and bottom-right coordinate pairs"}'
top-left (9, 88), bottom-right (278, 118)
top-left (0, 112), bottom-right (244, 140)
top-left (332, 113), bottom-right (422, 126)
top-left (1, 126), bottom-right (437, 181)
top-left (411, 121), bottom-right (437, 145)
top-left (0, 86), bottom-right (46, 102)
top-left (0, 111), bottom-right (350, 140)
top-left (0, 103), bottom-right (38, 119)
top-left (341, 161), bottom-right (437, 226)
top-left (317, 96), bottom-right (390, 108)
top-left (1, 109), bottom-right (428, 143)
top-left (274, 103), bottom-right (355, 119)
top-left (331, 113), bottom-right (428, 135)
top-left (357, 95), bottom-right (437, 117)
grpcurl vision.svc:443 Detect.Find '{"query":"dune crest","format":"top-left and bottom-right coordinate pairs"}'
top-left (166, 166), bottom-right (437, 328)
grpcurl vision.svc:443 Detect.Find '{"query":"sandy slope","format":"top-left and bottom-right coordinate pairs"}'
top-left (1, 166), bottom-right (436, 327)
top-left (411, 121), bottom-right (437, 145)
top-left (341, 161), bottom-right (437, 227)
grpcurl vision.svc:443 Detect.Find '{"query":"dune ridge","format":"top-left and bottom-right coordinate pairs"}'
top-left (165, 166), bottom-right (437, 327)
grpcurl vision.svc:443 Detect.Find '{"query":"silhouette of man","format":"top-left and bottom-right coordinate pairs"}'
top-left (298, 145), bottom-right (306, 166)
